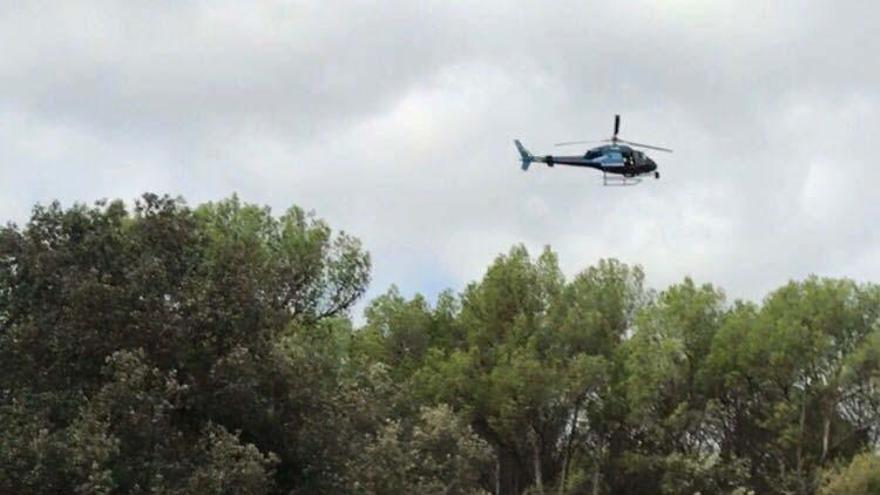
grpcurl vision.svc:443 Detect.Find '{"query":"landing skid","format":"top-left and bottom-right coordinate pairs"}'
top-left (603, 173), bottom-right (642, 186)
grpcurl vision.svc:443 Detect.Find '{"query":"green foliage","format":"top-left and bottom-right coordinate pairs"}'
top-left (819, 453), bottom-right (880, 495)
top-left (4, 194), bottom-right (880, 495)
top-left (406, 247), bottom-right (648, 494)
top-left (182, 424), bottom-right (280, 495)
top-left (0, 194), bottom-right (371, 494)
top-left (698, 278), bottom-right (880, 493)
top-left (347, 404), bottom-right (492, 494)
top-left (354, 285), bottom-right (457, 379)
top-left (0, 395), bottom-right (72, 492)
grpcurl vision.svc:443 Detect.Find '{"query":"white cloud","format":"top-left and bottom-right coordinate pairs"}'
top-left (1, 0), bottom-right (879, 313)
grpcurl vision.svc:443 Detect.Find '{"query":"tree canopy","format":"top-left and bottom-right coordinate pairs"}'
top-left (2, 194), bottom-right (880, 494)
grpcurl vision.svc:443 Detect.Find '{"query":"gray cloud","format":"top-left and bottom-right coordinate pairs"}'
top-left (2, 0), bottom-right (879, 315)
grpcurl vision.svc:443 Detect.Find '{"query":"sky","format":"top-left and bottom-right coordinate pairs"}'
top-left (2, 0), bottom-right (879, 318)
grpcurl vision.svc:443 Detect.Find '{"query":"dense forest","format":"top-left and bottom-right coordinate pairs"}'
top-left (2, 194), bottom-right (880, 495)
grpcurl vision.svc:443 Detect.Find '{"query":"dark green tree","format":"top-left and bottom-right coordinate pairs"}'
top-left (0, 194), bottom-right (371, 494)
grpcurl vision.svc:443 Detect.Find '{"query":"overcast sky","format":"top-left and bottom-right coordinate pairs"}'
top-left (2, 0), bottom-right (879, 316)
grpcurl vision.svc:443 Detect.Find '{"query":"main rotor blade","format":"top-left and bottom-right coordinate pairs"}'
top-left (554, 140), bottom-right (604, 147)
top-left (614, 114), bottom-right (620, 137)
top-left (618, 139), bottom-right (673, 153)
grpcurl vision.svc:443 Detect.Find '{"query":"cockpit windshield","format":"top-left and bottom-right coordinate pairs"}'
top-left (633, 150), bottom-right (645, 164)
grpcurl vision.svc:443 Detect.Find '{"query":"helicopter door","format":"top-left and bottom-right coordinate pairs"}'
top-left (605, 150), bottom-right (624, 167)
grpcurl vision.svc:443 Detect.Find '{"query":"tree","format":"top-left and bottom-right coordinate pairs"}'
top-left (413, 247), bottom-right (646, 495)
top-left (617, 278), bottom-right (747, 494)
top-left (703, 278), bottom-right (880, 494)
top-left (0, 194), bottom-right (370, 494)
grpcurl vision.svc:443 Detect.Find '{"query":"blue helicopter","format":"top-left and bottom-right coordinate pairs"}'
top-left (514, 115), bottom-right (672, 185)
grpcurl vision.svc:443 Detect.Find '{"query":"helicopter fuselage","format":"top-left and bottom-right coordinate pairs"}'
top-left (537, 144), bottom-right (658, 177)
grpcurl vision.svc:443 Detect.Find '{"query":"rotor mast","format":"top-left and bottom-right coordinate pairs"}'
top-left (611, 114), bottom-right (620, 145)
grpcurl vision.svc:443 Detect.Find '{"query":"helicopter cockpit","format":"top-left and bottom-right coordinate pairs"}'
top-left (633, 150), bottom-right (646, 164)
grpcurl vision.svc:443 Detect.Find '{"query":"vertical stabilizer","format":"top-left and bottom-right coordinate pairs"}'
top-left (514, 140), bottom-right (534, 171)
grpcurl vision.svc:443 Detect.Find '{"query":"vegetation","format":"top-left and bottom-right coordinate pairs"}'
top-left (2, 194), bottom-right (880, 494)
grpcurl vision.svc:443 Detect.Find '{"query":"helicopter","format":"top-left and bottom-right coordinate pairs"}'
top-left (514, 115), bottom-right (672, 186)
